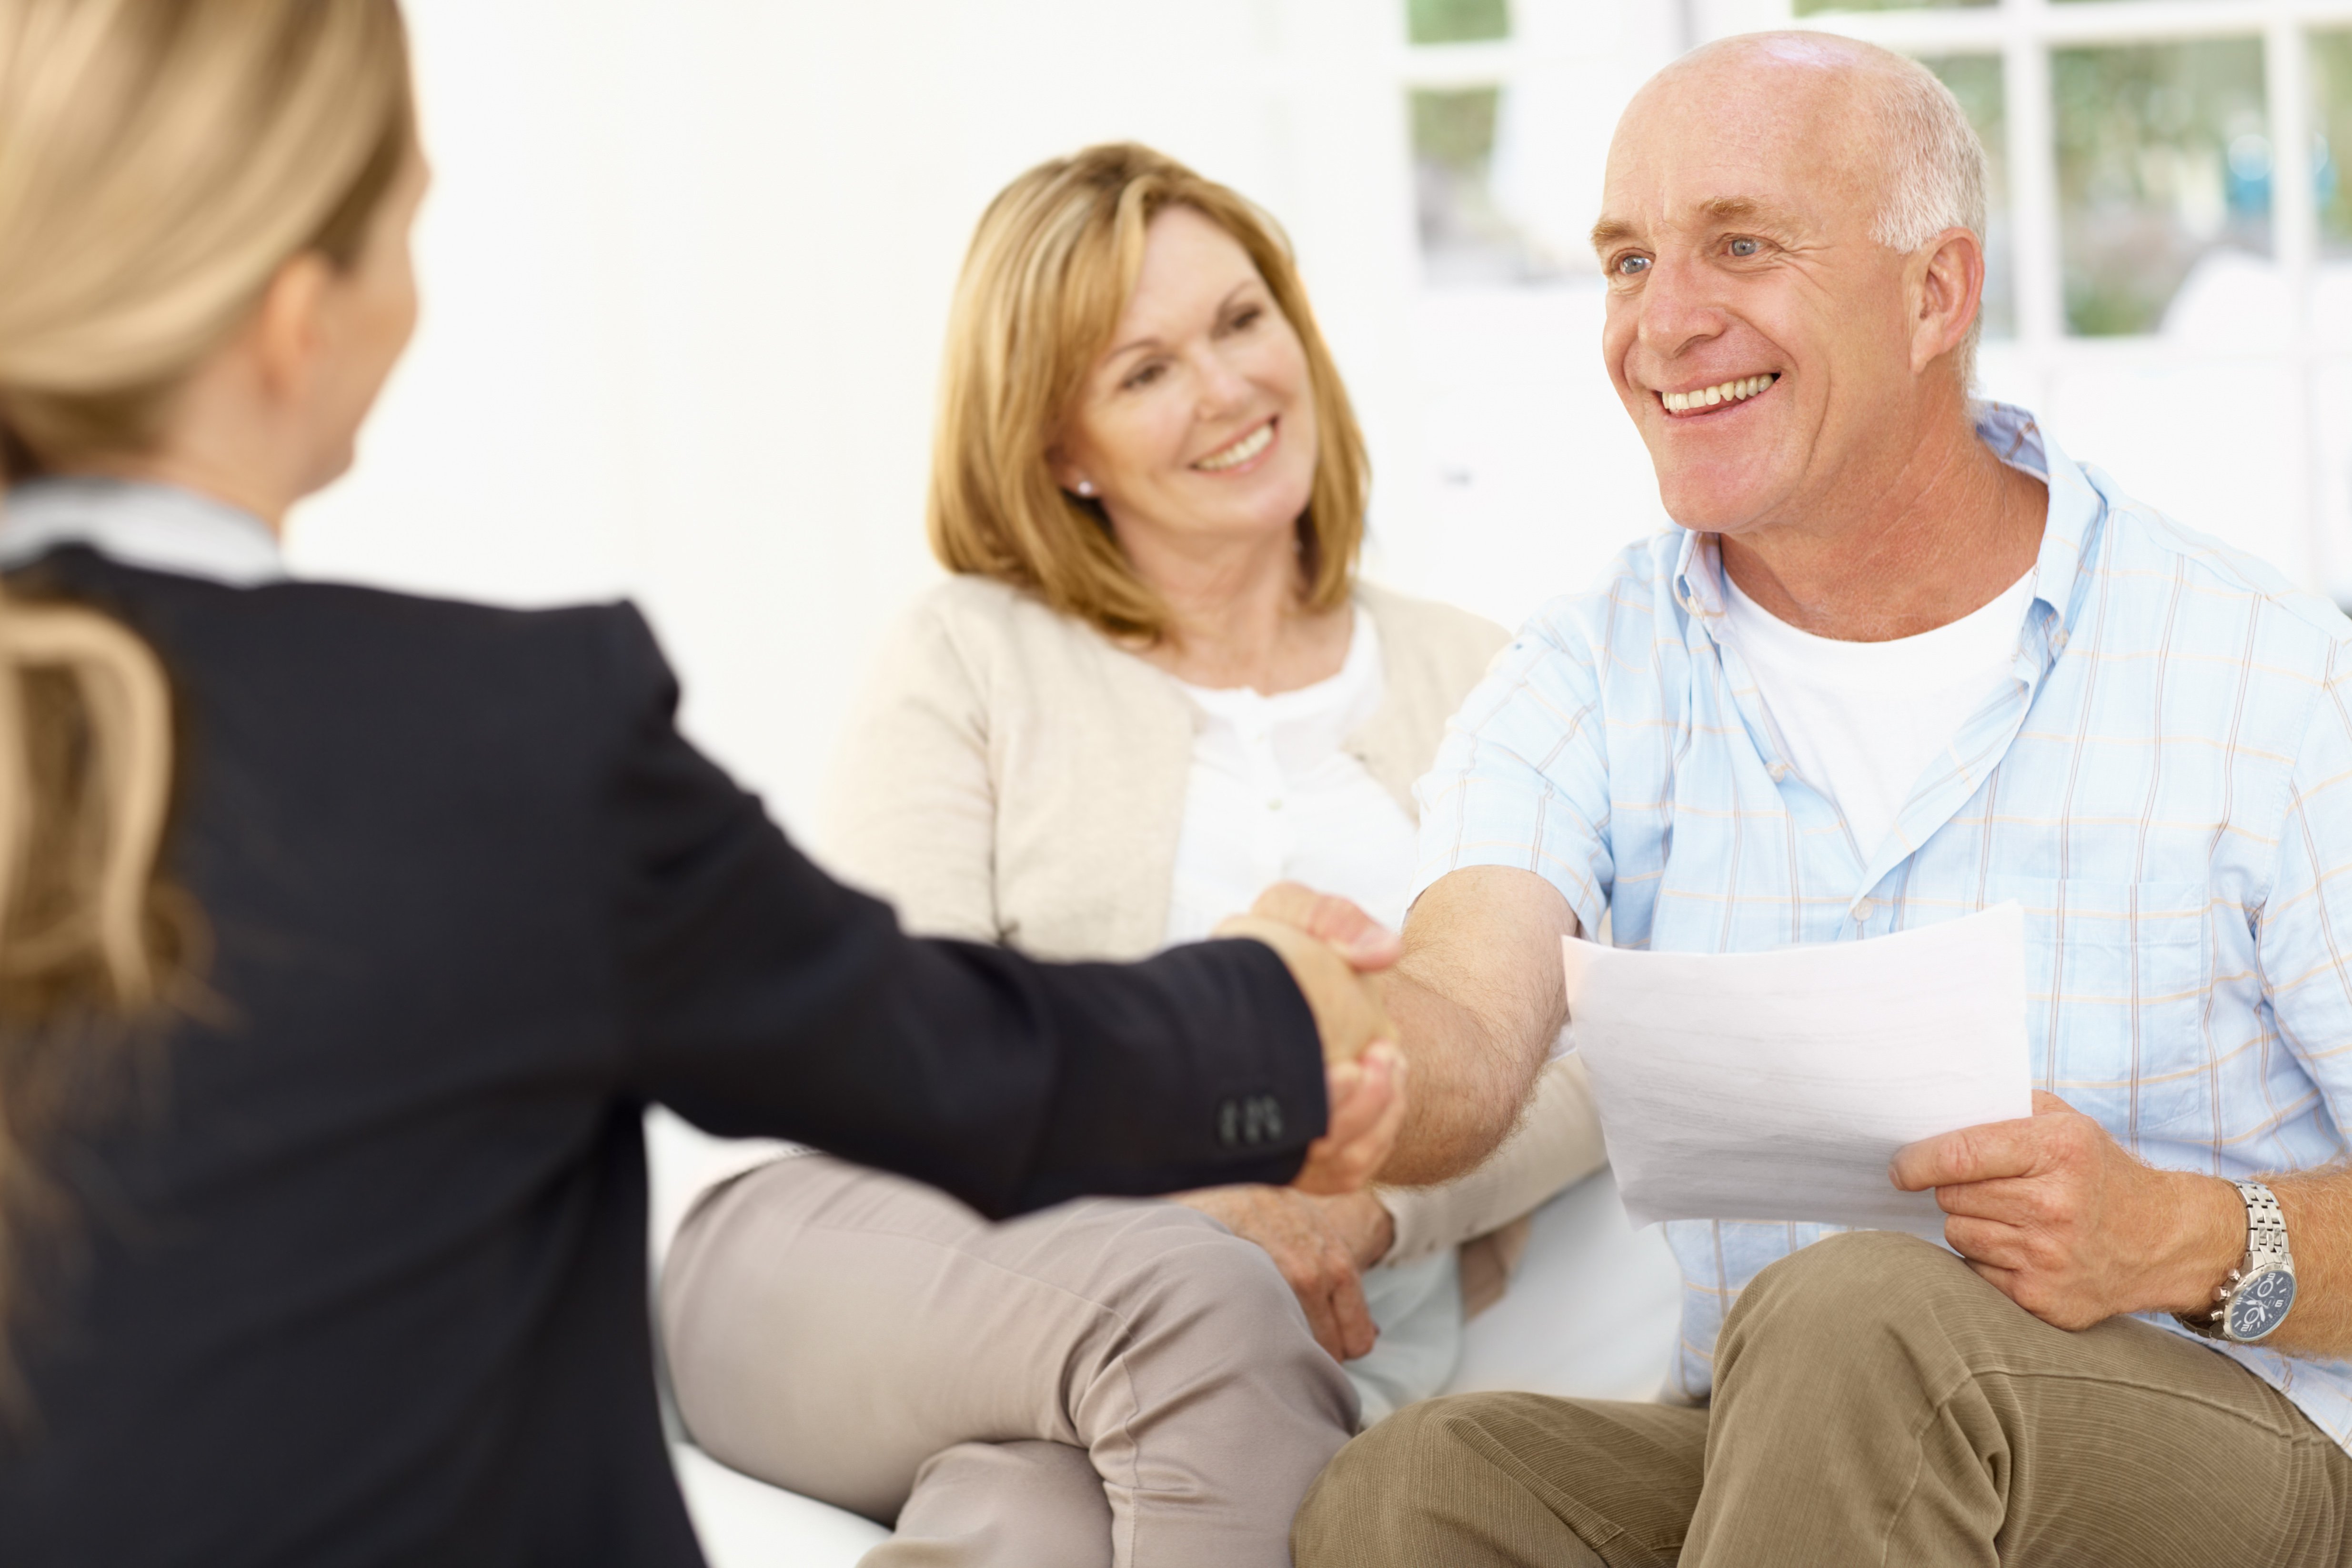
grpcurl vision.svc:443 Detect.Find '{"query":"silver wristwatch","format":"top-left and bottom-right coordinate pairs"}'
top-left (2175, 1180), bottom-right (2297, 1344)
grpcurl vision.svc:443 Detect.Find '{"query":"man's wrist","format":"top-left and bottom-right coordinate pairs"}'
top-left (2151, 1172), bottom-right (2251, 1317)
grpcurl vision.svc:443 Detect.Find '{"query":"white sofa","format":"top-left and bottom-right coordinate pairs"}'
top-left (655, 1143), bottom-right (1686, 1568)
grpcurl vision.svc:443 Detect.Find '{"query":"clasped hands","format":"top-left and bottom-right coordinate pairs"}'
top-left (1219, 884), bottom-right (2256, 1353)
top-left (1198, 883), bottom-right (1409, 1360)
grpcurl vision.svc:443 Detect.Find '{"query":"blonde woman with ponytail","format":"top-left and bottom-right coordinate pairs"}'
top-left (0, 5), bottom-right (1407, 1563)
top-left (0, 594), bottom-right (174, 1397)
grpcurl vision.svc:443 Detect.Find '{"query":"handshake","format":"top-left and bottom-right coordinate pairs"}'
top-left (1216, 882), bottom-right (1409, 1199)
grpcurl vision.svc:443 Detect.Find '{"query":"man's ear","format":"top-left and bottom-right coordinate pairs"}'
top-left (249, 252), bottom-right (334, 403)
top-left (1910, 227), bottom-right (1984, 375)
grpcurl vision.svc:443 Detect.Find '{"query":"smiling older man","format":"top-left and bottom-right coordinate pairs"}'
top-left (1289, 31), bottom-right (2352, 1568)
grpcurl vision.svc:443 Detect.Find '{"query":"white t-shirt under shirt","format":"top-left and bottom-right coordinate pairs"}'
top-left (1719, 565), bottom-right (2037, 859)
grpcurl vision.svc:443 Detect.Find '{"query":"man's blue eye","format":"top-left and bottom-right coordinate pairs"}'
top-left (1618, 255), bottom-right (1650, 276)
top-left (1730, 238), bottom-right (1760, 258)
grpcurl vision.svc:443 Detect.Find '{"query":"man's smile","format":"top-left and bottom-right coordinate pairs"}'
top-left (1657, 373), bottom-right (1780, 417)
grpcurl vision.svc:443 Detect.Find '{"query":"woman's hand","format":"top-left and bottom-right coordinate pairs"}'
top-left (1175, 1184), bottom-right (1397, 1361)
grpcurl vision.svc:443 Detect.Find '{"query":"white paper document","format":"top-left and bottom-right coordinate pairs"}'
top-left (1559, 904), bottom-right (2032, 1234)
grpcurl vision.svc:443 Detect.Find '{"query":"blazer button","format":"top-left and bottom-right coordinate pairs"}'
top-left (1217, 1095), bottom-right (1286, 1148)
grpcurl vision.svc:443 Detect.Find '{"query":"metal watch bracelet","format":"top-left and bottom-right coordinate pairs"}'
top-left (2174, 1179), bottom-right (2294, 1343)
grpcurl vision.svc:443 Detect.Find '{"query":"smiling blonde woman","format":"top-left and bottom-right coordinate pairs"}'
top-left (660, 142), bottom-right (1607, 1568)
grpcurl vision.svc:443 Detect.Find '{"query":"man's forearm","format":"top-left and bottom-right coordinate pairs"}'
top-left (1375, 867), bottom-right (1577, 1187)
top-left (1377, 966), bottom-right (1551, 1186)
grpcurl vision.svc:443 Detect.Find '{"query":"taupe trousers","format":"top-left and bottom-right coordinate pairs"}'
top-left (1294, 1231), bottom-right (2352, 1567)
top-left (663, 1153), bottom-right (1358, 1568)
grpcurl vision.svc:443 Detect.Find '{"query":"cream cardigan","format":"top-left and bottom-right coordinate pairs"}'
top-left (822, 574), bottom-right (1605, 1273)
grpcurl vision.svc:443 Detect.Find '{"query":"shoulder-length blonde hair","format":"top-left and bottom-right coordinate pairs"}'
top-left (0, 0), bottom-right (413, 1414)
top-left (928, 143), bottom-right (1369, 643)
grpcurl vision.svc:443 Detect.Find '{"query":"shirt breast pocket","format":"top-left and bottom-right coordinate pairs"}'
top-left (1982, 877), bottom-right (2210, 1141)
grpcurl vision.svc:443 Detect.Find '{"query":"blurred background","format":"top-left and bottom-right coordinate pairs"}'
top-left (301, 0), bottom-right (2352, 824)
top-left (293, 0), bottom-right (2352, 1236)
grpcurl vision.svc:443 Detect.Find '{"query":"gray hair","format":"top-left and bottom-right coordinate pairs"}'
top-left (1866, 50), bottom-right (1990, 383)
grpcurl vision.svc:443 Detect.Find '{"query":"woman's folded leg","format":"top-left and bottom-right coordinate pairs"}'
top-left (660, 1152), bottom-right (1359, 1567)
top-left (869, 1440), bottom-right (1110, 1568)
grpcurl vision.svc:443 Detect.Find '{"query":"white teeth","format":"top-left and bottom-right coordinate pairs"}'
top-left (1661, 374), bottom-right (1778, 413)
top-left (1195, 422), bottom-right (1274, 471)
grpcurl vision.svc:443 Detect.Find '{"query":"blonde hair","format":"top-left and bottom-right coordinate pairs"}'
top-left (928, 143), bottom-right (1369, 643)
top-left (0, 0), bottom-right (414, 1412)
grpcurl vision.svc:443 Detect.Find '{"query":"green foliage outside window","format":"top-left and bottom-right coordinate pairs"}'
top-left (2314, 31), bottom-right (2352, 253)
top-left (1407, 0), bottom-right (1508, 47)
top-left (2053, 39), bottom-right (2269, 336)
top-left (1412, 87), bottom-right (1498, 169)
top-left (1920, 52), bottom-right (2013, 339)
top-left (1792, 0), bottom-right (1990, 16)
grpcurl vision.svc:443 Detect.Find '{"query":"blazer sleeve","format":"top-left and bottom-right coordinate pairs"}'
top-left (1376, 1041), bottom-right (1606, 1266)
top-left (821, 594), bottom-right (1001, 942)
top-left (595, 606), bottom-right (1327, 1217)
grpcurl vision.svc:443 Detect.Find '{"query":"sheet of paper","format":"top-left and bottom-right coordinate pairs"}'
top-left (1559, 903), bottom-right (2031, 1235)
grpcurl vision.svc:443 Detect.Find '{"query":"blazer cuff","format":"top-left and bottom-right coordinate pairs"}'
top-left (1011, 936), bottom-right (1328, 1211)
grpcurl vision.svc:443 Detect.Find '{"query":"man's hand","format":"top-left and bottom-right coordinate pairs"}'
top-left (1231, 870), bottom-right (1575, 1187)
top-left (1294, 1044), bottom-right (1407, 1195)
top-left (1175, 1183), bottom-right (1397, 1360)
top-left (1216, 901), bottom-right (1396, 1066)
top-left (1242, 881), bottom-right (1407, 971)
top-left (1890, 1091), bottom-right (2243, 1330)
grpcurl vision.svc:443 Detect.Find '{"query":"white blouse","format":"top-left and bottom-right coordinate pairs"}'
top-left (1160, 607), bottom-right (1461, 1426)
top-left (1164, 607), bottom-right (1420, 945)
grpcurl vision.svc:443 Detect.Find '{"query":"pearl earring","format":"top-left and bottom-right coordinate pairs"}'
top-left (1075, 480), bottom-right (1097, 498)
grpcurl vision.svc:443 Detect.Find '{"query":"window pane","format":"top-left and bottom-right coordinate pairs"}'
top-left (1793, 0), bottom-right (1990, 15)
top-left (2053, 39), bottom-right (2270, 337)
top-left (1413, 86), bottom-right (1567, 286)
top-left (1408, 0), bottom-right (1509, 45)
top-left (2315, 30), bottom-right (2352, 254)
top-left (1920, 52), bottom-right (2012, 338)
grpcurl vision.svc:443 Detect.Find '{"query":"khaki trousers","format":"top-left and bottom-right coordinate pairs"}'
top-left (661, 1154), bottom-right (1357, 1568)
top-left (1295, 1230), bottom-right (2352, 1567)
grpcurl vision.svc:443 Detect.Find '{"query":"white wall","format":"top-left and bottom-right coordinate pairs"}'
top-left (301, 2), bottom-right (2352, 845)
top-left (298, 0), bottom-right (2349, 1257)
top-left (293, 0), bottom-right (1442, 834)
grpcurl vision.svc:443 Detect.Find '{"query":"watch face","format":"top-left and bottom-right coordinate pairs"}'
top-left (2228, 1269), bottom-right (2296, 1341)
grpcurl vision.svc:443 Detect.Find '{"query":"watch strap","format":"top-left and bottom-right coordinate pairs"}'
top-left (2175, 1179), bottom-right (2292, 1341)
top-left (2242, 1180), bottom-right (2292, 1272)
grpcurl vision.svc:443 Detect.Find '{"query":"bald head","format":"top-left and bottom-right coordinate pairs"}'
top-left (1589, 31), bottom-right (1998, 539)
top-left (1636, 33), bottom-right (1986, 262)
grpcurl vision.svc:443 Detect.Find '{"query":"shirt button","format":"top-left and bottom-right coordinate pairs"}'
top-left (2050, 630), bottom-right (2069, 651)
top-left (1267, 797), bottom-right (1284, 812)
top-left (1768, 762), bottom-right (1790, 782)
top-left (1853, 899), bottom-right (1876, 921)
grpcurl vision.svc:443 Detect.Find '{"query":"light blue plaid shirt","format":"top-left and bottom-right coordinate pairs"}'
top-left (1413, 404), bottom-right (2352, 1447)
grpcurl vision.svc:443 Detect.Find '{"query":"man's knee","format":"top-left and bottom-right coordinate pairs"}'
top-left (1723, 1230), bottom-right (1991, 1373)
top-left (1296, 1394), bottom-right (1691, 1568)
top-left (1292, 1397), bottom-right (1484, 1567)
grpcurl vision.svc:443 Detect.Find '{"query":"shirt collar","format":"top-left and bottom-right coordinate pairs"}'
top-left (1670, 402), bottom-right (2101, 646)
top-left (0, 477), bottom-right (286, 587)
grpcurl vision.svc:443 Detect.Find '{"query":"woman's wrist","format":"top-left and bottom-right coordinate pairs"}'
top-left (1319, 1188), bottom-right (1395, 1269)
